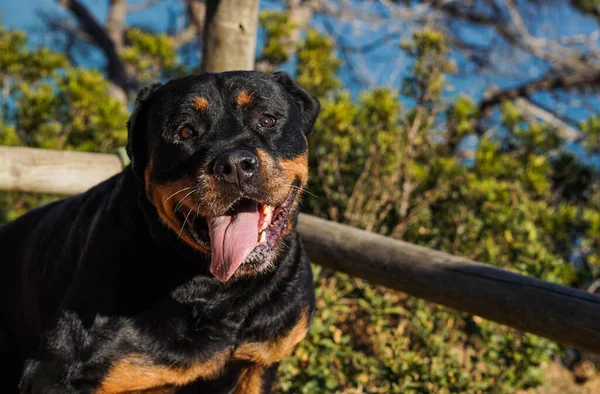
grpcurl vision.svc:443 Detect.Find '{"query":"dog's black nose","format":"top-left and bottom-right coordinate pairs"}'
top-left (213, 150), bottom-right (259, 185)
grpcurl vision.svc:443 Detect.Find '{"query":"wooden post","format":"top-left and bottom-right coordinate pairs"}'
top-left (1, 146), bottom-right (600, 354)
top-left (297, 213), bottom-right (600, 354)
top-left (201, 0), bottom-right (260, 72)
top-left (0, 146), bottom-right (123, 195)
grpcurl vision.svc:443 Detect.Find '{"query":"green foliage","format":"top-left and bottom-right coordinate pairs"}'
top-left (445, 95), bottom-right (478, 150)
top-left (501, 101), bottom-right (562, 154)
top-left (0, 121), bottom-right (19, 146)
top-left (0, 24), bottom-right (128, 152)
top-left (13, 68), bottom-right (128, 151)
top-left (123, 28), bottom-right (187, 81)
top-left (259, 11), bottom-right (296, 65)
top-left (259, 13), bottom-right (342, 98)
top-left (0, 25), bottom-right (129, 222)
top-left (0, 27), bottom-right (67, 82)
top-left (402, 31), bottom-right (456, 105)
top-left (277, 269), bottom-right (558, 394)
top-left (275, 29), bottom-right (598, 393)
top-left (580, 114), bottom-right (600, 153)
top-left (296, 29), bottom-right (342, 98)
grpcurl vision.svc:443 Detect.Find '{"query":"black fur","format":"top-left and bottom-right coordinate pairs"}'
top-left (0, 71), bottom-right (319, 393)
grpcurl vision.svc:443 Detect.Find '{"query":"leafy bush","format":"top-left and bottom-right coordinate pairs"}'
top-left (272, 27), bottom-right (597, 393)
top-left (277, 268), bottom-right (558, 393)
top-left (0, 23), bottom-right (128, 223)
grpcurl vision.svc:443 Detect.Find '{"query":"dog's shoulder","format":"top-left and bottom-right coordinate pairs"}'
top-left (1, 170), bottom-right (130, 260)
top-left (0, 170), bottom-right (133, 347)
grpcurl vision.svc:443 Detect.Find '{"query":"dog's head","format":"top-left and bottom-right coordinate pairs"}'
top-left (127, 71), bottom-right (320, 282)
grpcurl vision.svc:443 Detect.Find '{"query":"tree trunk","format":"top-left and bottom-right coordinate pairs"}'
top-left (201, 0), bottom-right (260, 72)
top-left (106, 0), bottom-right (126, 54)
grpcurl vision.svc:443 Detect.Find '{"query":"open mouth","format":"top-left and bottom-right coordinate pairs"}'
top-left (177, 187), bottom-right (298, 282)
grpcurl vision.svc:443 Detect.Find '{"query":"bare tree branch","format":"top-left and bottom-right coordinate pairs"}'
top-left (479, 69), bottom-right (600, 113)
top-left (423, 1), bottom-right (594, 75)
top-left (285, 0), bottom-right (319, 52)
top-left (171, 25), bottom-right (199, 48)
top-left (187, 0), bottom-right (207, 32)
top-left (59, 0), bottom-right (129, 101)
top-left (322, 18), bottom-right (376, 87)
top-left (127, 0), bottom-right (165, 13)
top-left (106, 0), bottom-right (127, 53)
top-left (560, 30), bottom-right (600, 45)
top-left (41, 14), bottom-right (94, 45)
top-left (178, 0), bottom-right (206, 48)
top-left (323, 0), bottom-right (430, 25)
top-left (514, 98), bottom-right (582, 141)
top-left (335, 30), bottom-right (403, 54)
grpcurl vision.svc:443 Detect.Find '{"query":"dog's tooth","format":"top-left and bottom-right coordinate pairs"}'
top-left (262, 205), bottom-right (271, 216)
top-left (264, 206), bottom-right (273, 223)
top-left (259, 231), bottom-right (267, 244)
top-left (257, 206), bottom-right (274, 233)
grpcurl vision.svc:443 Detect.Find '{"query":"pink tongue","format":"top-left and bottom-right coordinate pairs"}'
top-left (208, 200), bottom-right (260, 282)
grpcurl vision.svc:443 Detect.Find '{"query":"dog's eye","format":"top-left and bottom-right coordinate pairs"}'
top-left (258, 115), bottom-right (276, 128)
top-left (176, 127), bottom-right (195, 141)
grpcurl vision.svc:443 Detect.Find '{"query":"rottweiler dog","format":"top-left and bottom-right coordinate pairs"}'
top-left (0, 71), bottom-right (319, 393)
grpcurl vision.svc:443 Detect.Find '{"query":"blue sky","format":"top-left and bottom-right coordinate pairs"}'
top-left (1, 0), bottom-right (599, 125)
top-left (1, 0), bottom-right (179, 34)
top-left (1, 0), bottom-right (47, 29)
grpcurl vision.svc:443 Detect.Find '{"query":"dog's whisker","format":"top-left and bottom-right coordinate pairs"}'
top-left (288, 184), bottom-right (318, 199)
top-left (178, 207), bottom-right (194, 239)
top-left (164, 187), bottom-right (195, 202)
top-left (192, 202), bottom-right (201, 225)
top-left (174, 190), bottom-right (197, 212)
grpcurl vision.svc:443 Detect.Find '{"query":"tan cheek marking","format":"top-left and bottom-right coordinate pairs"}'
top-left (279, 153), bottom-right (309, 186)
top-left (281, 199), bottom-right (301, 238)
top-left (236, 90), bottom-right (254, 106)
top-left (144, 163), bottom-right (210, 254)
top-left (95, 352), bottom-right (229, 393)
top-left (145, 163), bottom-right (180, 231)
top-left (234, 308), bottom-right (309, 366)
top-left (232, 366), bottom-right (264, 394)
top-left (256, 150), bottom-right (308, 237)
top-left (256, 149), bottom-right (288, 204)
top-left (192, 96), bottom-right (208, 111)
top-left (132, 387), bottom-right (177, 394)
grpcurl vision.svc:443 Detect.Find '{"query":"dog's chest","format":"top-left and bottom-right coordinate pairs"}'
top-left (95, 305), bottom-right (309, 393)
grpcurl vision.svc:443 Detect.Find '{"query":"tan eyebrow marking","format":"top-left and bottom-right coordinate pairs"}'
top-left (192, 96), bottom-right (208, 111)
top-left (236, 90), bottom-right (255, 106)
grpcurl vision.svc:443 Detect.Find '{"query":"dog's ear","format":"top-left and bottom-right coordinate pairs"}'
top-left (126, 83), bottom-right (162, 179)
top-left (272, 71), bottom-right (320, 135)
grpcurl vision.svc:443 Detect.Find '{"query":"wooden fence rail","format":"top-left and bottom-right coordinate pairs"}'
top-left (1, 146), bottom-right (600, 354)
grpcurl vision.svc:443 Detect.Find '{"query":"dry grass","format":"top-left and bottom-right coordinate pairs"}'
top-left (519, 358), bottom-right (600, 394)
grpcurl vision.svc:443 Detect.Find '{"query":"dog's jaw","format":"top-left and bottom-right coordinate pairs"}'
top-left (191, 186), bottom-right (300, 282)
